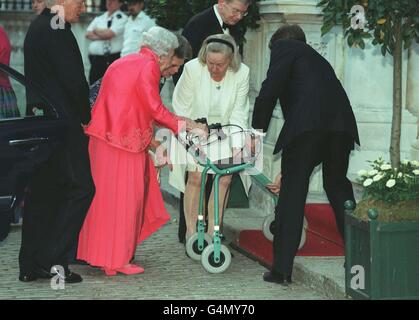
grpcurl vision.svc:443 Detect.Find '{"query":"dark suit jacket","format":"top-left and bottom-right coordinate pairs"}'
top-left (183, 6), bottom-right (240, 57)
top-left (24, 8), bottom-right (90, 125)
top-left (173, 6), bottom-right (240, 84)
top-left (252, 39), bottom-right (360, 154)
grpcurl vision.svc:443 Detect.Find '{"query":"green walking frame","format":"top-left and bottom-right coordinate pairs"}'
top-left (179, 127), bottom-right (307, 273)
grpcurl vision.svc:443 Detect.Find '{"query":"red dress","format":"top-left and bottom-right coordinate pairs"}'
top-left (77, 48), bottom-right (183, 269)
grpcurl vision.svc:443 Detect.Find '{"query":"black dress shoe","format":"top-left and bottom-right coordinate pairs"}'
top-left (63, 271), bottom-right (83, 284)
top-left (263, 271), bottom-right (292, 286)
top-left (19, 273), bottom-right (38, 282)
top-left (35, 266), bottom-right (82, 284)
top-left (34, 267), bottom-right (54, 279)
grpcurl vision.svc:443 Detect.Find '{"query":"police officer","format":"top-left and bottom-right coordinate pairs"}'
top-left (86, 0), bottom-right (127, 84)
top-left (121, 0), bottom-right (156, 57)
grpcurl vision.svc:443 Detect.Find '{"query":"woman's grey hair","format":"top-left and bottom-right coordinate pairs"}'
top-left (140, 26), bottom-right (179, 58)
top-left (198, 34), bottom-right (241, 72)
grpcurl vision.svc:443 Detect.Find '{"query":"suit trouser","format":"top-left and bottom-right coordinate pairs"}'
top-left (19, 126), bottom-right (95, 274)
top-left (88, 53), bottom-right (120, 85)
top-left (272, 131), bottom-right (355, 276)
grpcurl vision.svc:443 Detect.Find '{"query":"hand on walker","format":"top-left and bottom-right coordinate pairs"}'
top-left (266, 173), bottom-right (282, 194)
top-left (182, 117), bottom-right (208, 139)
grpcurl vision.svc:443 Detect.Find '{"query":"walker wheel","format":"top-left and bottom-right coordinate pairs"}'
top-left (262, 214), bottom-right (275, 241)
top-left (185, 233), bottom-right (212, 261)
top-left (262, 214), bottom-right (308, 250)
top-left (201, 244), bottom-right (232, 274)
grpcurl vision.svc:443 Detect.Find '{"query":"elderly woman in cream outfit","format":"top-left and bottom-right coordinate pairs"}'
top-left (169, 34), bottom-right (251, 240)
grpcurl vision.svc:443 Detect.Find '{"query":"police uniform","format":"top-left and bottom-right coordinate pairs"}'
top-left (87, 10), bottom-right (127, 84)
top-left (121, 11), bottom-right (156, 57)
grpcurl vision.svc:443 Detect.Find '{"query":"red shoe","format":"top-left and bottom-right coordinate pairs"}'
top-left (102, 268), bottom-right (117, 276)
top-left (115, 264), bottom-right (144, 275)
top-left (102, 264), bottom-right (144, 276)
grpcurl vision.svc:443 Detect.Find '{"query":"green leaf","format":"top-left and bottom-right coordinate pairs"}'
top-left (361, 32), bottom-right (372, 39)
top-left (348, 34), bottom-right (355, 47)
top-left (317, 0), bottom-right (330, 7)
top-left (321, 22), bottom-right (335, 36)
top-left (381, 44), bottom-right (388, 56)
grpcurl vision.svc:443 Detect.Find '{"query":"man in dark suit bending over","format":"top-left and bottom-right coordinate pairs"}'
top-left (252, 25), bottom-right (360, 285)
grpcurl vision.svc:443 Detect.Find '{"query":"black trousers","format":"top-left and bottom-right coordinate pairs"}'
top-left (88, 53), bottom-right (120, 85)
top-left (19, 126), bottom-right (95, 274)
top-left (272, 131), bottom-right (355, 276)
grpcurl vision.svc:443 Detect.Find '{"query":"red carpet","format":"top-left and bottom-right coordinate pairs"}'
top-left (235, 204), bottom-right (344, 267)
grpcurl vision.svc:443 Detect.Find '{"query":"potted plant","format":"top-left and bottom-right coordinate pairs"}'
top-left (344, 158), bottom-right (419, 300)
top-left (318, 0), bottom-right (419, 300)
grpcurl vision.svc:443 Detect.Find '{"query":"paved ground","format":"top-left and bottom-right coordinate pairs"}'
top-left (0, 202), bottom-right (329, 300)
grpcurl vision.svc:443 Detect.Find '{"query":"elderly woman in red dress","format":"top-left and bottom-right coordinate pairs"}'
top-left (77, 26), bottom-right (199, 276)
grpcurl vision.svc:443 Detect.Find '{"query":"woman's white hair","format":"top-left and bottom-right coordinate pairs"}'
top-left (198, 34), bottom-right (241, 72)
top-left (140, 26), bottom-right (179, 57)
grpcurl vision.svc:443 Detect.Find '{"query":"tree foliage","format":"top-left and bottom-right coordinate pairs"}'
top-left (318, 0), bottom-right (419, 56)
top-left (318, 0), bottom-right (419, 168)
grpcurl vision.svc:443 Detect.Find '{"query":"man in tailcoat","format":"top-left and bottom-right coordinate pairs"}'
top-left (19, 0), bottom-right (95, 284)
top-left (252, 25), bottom-right (360, 285)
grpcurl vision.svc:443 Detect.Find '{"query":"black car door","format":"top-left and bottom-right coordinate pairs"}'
top-left (0, 63), bottom-right (68, 240)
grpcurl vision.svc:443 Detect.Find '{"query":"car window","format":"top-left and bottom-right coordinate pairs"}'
top-left (0, 66), bottom-right (55, 121)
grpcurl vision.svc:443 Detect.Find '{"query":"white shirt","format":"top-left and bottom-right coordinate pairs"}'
top-left (121, 11), bottom-right (156, 57)
top-left (87, 10), bottom-right (128, 56)
top-left (213, 4), bottom-right (230, 35)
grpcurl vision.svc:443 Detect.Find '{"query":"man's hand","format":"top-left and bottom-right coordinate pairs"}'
top-left (266, 173), bottom-right (282, 194)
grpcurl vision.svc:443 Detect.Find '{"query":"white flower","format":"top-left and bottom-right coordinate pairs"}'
top-left (363, 178), bottom-right (373, 187)
top-left (358, 169), bottom-right (368, 177)
top-left (373, 174), bottom-right (384, 182)
top-left (368, 169), bottom-right (378, 176)
top-left (397, 172), bottom-right (403, 178)
top-left (380, 164), bottom-right (392, 171)
top-left (386, 179), bottom-right (396, 188)
top-left (413, 161), bottom-right (419, 167)
top-left (413, 169), bottom-right (419, 176)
